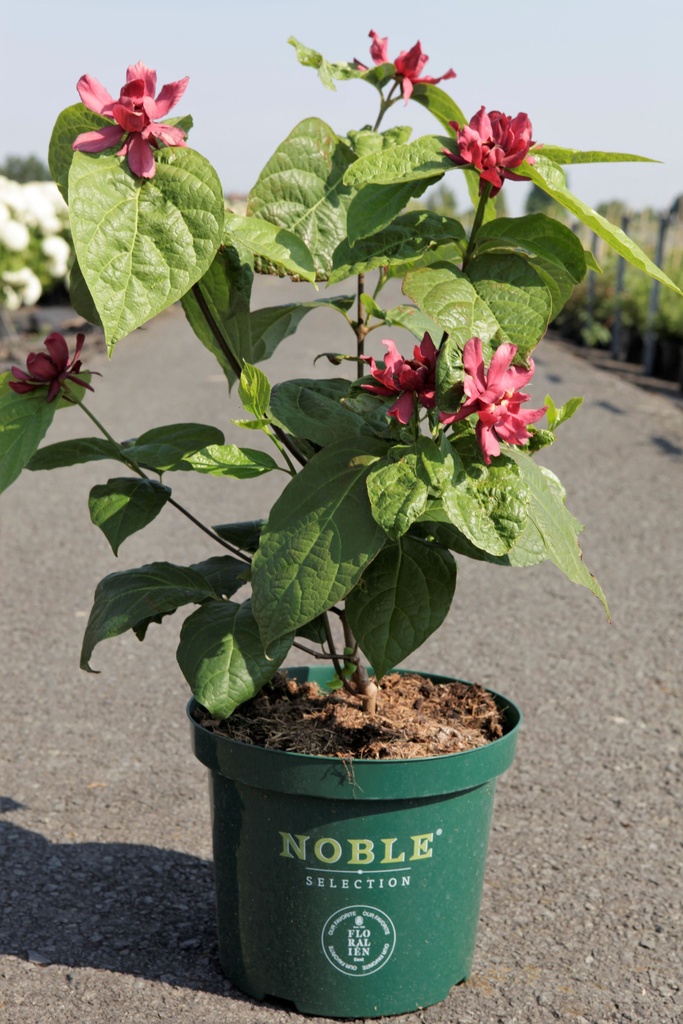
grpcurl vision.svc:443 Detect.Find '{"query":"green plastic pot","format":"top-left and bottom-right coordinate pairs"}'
top-left (188, 667), bottom-right (521, 1019)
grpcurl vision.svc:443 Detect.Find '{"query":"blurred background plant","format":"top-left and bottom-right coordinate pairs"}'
top-left (0, 155), bottom-right (71, 314)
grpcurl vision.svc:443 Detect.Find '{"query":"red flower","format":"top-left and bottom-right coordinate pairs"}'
top-left (9, 333), bottom-right (96, 403)
top-left (441, 338), bottom-right (546, 464)
top-left (72, 61), bottom-right (188, 178)
top-left (356, 30), bottom-right (455, 102)
top-left (445, 107), bottom-right (536, 196)
top-left (361, 333), bottom-right (438, 424)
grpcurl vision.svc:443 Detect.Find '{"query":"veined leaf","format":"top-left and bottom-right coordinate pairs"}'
top-left (247, 117), bottom-right (355, 280)
top-left (346, 177), bottom-right (441, 245)
top-left (410, 83), bottom-right (466, 136)
top-left (184, 444), bottom-right (279, 478)
top-left (518, 156), bottom-right (683, 296)
top-left (69, 148), bottom-right (225, 351)
top-left (48, 103), bottom-right (113, 201)
top-left (288, 36), bottom-right (361, 90)
top-left (27, 436), bottom-right (123, 471)
top-left (344, 134), bottom-right (457, 188)
top-left (88, 477), bottom-right (170, 555)
top-left (467, 253), bottom-right (552, 358)
top-left (346, 536), bottom-right (456, 679)
top-left (270, 378), bottom-right (366, 447)
top-left (251, 437), bottom-right (390, 646)
top-left (477, 213), bottom-right (587, 285)
top-left (366, 453), bottom-right (429, 539)
top-left (80, 561), bottom-right (219, 670)
top-left (538, 146), bottom-right (657, 165)
top-left (238, 363), bottom-right (271, 418)
top-left (212, 519), bottom-right (265, 553)
top-left (225, 212), bottom-right (316, 283)
top-left (0, 374), bottom-right (59, 494)
top-left (122, 422), bottom-right (226, 472)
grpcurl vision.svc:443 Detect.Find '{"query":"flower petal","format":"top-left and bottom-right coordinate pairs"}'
top-left (476, 420), bottom-right (500, 464)
top-left (150, 76), bottom-right (189, 118)
top-left (76, 75), bottom-right (116, 116)
top-left (72, 125), bottom-right (124, 153)
top-left (145, 122), bottom-right (187, 147)
top-left (126, 61), bottom-right (157, 96)
top-left (125, 133), bottom-right (156, 178)
top-left (388, 390), bottom-right (416, 424)
top-left (368, 30), bottom-right (389, 65)
top-left (486, 342), bottom-right (517, 393)
top-left (43, 333), bottom-right (70, 370)
top-left (462, 338), bottom-right (487, 393)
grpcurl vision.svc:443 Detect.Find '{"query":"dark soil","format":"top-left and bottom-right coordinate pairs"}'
top-left (193, 671), bottom-right (504, 759)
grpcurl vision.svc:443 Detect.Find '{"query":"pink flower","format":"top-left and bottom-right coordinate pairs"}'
top-left (72, 62), bottom-right (189, 178)
top-left (441, 338), bottom-right (546, 464)
top-left (445, 107), bottom-right (536, 196)
top-left (361, 333), bottom-right (438, 424)
top-left (356, 30), bottom-right (456, 102)
top-left (9, 333), bottom-right (97, 403)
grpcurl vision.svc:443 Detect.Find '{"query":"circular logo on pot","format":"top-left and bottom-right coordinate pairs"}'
top-left (321, 905), bottom-right (396, 977)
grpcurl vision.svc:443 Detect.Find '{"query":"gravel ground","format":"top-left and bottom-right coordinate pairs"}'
top-left (1, 278), bottom-right (681, 1024)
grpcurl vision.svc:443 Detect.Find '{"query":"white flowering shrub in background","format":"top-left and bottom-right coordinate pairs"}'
top-left (0, 176), bottom-right (71, 310)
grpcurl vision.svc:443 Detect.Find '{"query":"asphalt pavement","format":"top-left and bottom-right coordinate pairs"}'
top-left (1, 277), bottom-right (681, 1024)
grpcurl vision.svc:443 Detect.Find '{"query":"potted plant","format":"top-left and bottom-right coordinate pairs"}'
top-left (1, 31), bottom-right (679, 1019)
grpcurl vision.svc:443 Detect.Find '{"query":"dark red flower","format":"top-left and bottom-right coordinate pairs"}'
top-left (445, 106), bottom-right (536, 196)
top-left (440, 338), bottom-right (546, 463)
top-left (9, 333), bottom-right (96, 403)
top-left (356, 30), bottom-right (455, 102)
top-left (361, 333), bottom-right (438, 424)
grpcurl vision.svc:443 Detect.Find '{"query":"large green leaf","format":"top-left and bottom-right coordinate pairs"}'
top-left (412, 511), bottom-right (547, 568)
top-left (441, 438), bottom-right (529, 556)
top-left (27, 436), bottom-right (123, 471)
top-left (122, 422), bottom-right (226, 472)
top-left (329, 211), bottom-right (465, 283)
top-left (382, 303), bottom-right (442, 342)
top-left (467, 253), bottom-right (552, 359)
top-left (183, 444), bottom-right (279, 478)
top-left (48, 103), bottom-right (113, 201)
top-left (409, 83), bottom-right (466, 136)
top-left (88, 477), bottom-right (170, 555)
top-left (181, 243), bottom-right (253, 382)
top-left (69, 148), bottom-right (225, 351)
top-left (518, 156), bottom-right (683, 296)
top-left (344, 135), bottom-right (457, 188)
top-left (224, 212), bottom-right (316, 283)
top-left (247, 117), bottom-right (355, 280)
top-left (402, 264), bottom-right (482, 344)
top-left (507, 450), bottom-right (608, 613)
top-left (366, 454), bottom-right (429, 540)
top-left (0, 374), bottom-right (59, 494)
top-left (346, 536), bottom-right (456, 679)
top-left (188, 555), bottom-right (248, 598)
top-left (177, 599), bottom-right (293, 718)
top-left (477, 214), bottom-right (587, 285)
top-left (212, 519), bottom-right (265, 553)
top-left (251, 437), bottom-right (390, 646)
top-left (68, 258), bottom-right (102, 327)
top-left (346, 177), bottom-right (441, 245)
top-left (538, 146), bottom-right (656, 166)
top-left (270, 378), bottom-right (367, 447)
top-left (80, 562), bottom-right (219, 670)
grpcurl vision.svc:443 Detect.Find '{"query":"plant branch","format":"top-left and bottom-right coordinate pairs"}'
top-left (462, 181), bottom-right (493, 272)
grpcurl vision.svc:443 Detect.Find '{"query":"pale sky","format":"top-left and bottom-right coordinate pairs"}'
top-left (1, 0), bottom-right (680, 217)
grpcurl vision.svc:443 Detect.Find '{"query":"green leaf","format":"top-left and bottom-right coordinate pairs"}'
top-left (247, 118), bottom-right (355, 280)
top-left (409, 83), bottom-right (466, 136)
top-left (329, 210), bottom-right (465, 283)
top-left (27, 436), bottom-right (122, 471)
top-left (212, 519), bottom-right (265, 553)
top-left (538, 146), bottom-right (657, 165)
top-left (80, 562), bottom-right (219, 670)
top-left (69, 147), bottom-right (225, 351)
top-left (441, 439), bottom-right (529, 556)
top-left (507, 449), bottom-right (608, 613)
top-left (225, 212), bottom-right (316, 283)
top-left (180, 242), bottom-right (253, 383)
top-left (288, 36), bottom-right (361, 90)
top-left (68, 258), bottom-right (102, 327)
top-left (238, 363), bottom-right (271, 418)
top-left (48, 103), bottom-right (113, 201)
top-left (346, 125), bottom-right (413, 158)
top-left (346, 535), bottom-right (456, 679)
top-left (527, 257), bottom-right (576, 320)
top-left (0, 374), bottom-right (59, 494)
top-left (270, 378), bottom-right (366, 446)
top-left (183, 444), bottom-right (278, 478)
top-left (402, 263), bottom-right (481, 344)
top-left (518, 156), bottom-right (683, 296)
top-left (189, 555), bottom-right (248, 598)
top-left (177, 599), bottom-right (293, 719)
top-left (383, 303), bottom-right (442, 342)
top-left (467, 253), bottom-right (552, 358)
top-left (251, 437), bottom-right (390, 646)
top-left (88, 477), bottom-right (171, 555)
top-left (344, 135), bottom-right (457, 188)
top-left (122, 422), bottom-right (226, 472)
top-left (366, 454), bottom-right (429, 540)
top-left (477, 213), bottom-right (587, 285)
top-left (545, 394), bottom-right (584, 429)
top-left (411, 512), bottom-right (547, 568)
top-left (346, 177), bottom-right (441, 244)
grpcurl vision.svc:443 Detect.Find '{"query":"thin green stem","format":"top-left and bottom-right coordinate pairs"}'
top-left (462, 181), bottom-right (493, 272)
top-left (372, 81), bottom-right (400, 132)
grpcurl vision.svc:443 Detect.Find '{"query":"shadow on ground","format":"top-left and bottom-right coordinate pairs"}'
top-left (0, 805), bottom-right (232, 994)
